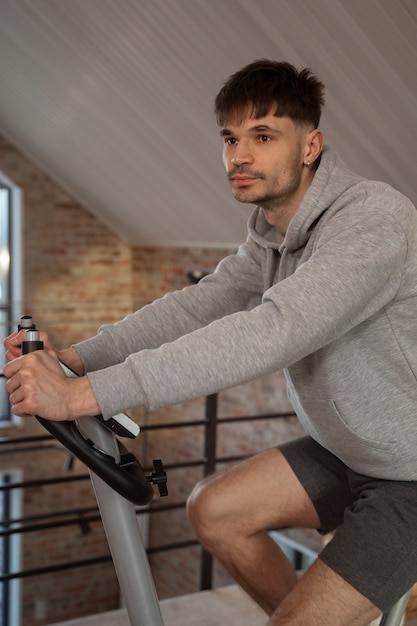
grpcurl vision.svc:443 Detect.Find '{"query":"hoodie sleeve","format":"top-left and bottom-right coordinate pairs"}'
top-left (74, 235), bottom-right (265, 372)
top-left (86, 203), bottom-right (413, 419)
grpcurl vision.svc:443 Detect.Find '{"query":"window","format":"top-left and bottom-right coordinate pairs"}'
top-left (0, 174), bottom-right (22, 425)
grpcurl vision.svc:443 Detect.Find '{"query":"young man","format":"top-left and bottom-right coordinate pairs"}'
top-left (4, 60), bottom-right (417, 625)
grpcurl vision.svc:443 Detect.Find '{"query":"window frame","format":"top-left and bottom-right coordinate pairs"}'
top-left (0, 172), bottom-right (23, 427)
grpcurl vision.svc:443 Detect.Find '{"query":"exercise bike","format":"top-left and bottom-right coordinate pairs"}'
top-left (19, 316), bottom-right (167, 626)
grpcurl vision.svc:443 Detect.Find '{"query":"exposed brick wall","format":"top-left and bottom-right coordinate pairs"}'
top-left (0, 133), bottom-right (311, 624)
top-left (0, 134), bottom-right (133, 348)
top-left (0, 133), bottom-right (133, 625)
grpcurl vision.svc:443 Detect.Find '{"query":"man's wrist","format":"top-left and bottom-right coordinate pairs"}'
top-left (67, 376), bottom-right (101, 419)
top-left (58, 348), bottom-right (85, 377)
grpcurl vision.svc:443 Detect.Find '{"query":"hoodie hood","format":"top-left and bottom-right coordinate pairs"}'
top-left (247, 146), bottom-right (365, 252)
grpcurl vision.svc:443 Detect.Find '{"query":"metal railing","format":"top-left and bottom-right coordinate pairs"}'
top-left (0, 394), bottom-right (295, 592)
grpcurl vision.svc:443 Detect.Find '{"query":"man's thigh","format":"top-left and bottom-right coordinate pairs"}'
top-left (279, 436), bottom-right (354, 533)
top-left (189, 439), bottom-right (331, 533)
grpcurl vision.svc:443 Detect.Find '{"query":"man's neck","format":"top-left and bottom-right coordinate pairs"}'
top-left (262, 168), bottom-right (316, 234)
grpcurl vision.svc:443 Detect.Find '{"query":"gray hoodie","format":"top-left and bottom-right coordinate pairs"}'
top-left (75, 146), bottom-right (417, 480)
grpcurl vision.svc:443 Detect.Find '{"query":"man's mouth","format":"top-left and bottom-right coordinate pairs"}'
top-left (231, 175), bottom-right (258, 187)
top-left (228, 169), bottom-right (262, 187)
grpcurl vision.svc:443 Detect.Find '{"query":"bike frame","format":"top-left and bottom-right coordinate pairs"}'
top-left (20, 318), bottom-right (166, 625)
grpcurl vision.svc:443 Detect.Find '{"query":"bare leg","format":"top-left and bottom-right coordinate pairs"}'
top-left (187, 447), bottom-right (381, 625)
top-left (268, 558), bottom-right (381, 625)
top-left (187, 448), bottom-right (321, 614)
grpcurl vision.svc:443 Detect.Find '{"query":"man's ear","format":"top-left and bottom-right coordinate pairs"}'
top-left (304, 129), bottom-right (324, 166)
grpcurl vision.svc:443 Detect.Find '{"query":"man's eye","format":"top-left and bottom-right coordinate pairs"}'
top-left (225, 137), bottom-right (237, 145)
top-left (258, 135), bottom-right (271, 142)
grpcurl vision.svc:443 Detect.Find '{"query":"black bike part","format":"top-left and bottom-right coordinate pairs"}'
top-left (36, 418), bottom-right (155, 505)
top-left (21, 329), bottom-right (44, 354)
top-left (149, 459), bottom-right (168, 497)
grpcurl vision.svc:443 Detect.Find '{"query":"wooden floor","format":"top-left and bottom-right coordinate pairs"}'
top-left (49, 585), bottom-right (267, 626)
top-left (49, 585), bottom-right (417, 626)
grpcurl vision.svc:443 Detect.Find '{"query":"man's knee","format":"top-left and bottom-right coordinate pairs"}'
top-left (187, 473), bottom-right (228, 543)
top-left (187, 448), bottom-right (320, 540)
top-left (186, 478), bottom-right (208, 530)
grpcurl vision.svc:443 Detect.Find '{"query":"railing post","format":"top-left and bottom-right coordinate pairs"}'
top-left (199, 393), bottom-right (218, 590)
top-left (204, 394), bottom-right (218, 478)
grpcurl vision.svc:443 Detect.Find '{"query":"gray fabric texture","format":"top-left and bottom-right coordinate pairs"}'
top-left (280, 436), bottom-right (417, 612)
top-left (75, 146), bottom-right (417, 479)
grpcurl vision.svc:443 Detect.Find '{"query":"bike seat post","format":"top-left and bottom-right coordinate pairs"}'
top-left (379, 588), bottom-right (411, 626)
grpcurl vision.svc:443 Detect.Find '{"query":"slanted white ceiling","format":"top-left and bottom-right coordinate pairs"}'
top-left (0, 0), bottom-right (416, 247)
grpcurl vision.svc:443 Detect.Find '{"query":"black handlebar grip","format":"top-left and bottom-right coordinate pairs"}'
top-left (22, 329), bottom-right (44, 354)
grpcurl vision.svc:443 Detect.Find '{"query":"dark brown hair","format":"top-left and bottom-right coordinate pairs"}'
top-left (215, 59), bottom-right (325, 128)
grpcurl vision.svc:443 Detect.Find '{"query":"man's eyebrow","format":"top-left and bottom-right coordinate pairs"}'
top-left (219, 124), bottom-right (282, 137)
top-left (250, 124), bottom-right (282, 134)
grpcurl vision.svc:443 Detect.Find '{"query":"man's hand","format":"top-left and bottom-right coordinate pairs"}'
top-left (4, 329), bottom-right (53, 362)
top-left (4, 329), bottom-right (85, 376)
top-left (3, 350), bottom-right (100, 421)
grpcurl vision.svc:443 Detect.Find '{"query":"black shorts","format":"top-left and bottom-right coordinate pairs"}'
top-left (279, 436), bottom-right (417, 612)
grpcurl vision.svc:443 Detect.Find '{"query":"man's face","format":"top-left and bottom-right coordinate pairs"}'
top-left (221, 111), bottom-right (306, 212)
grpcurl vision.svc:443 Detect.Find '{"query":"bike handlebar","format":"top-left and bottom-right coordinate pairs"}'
top-left (19, 318), bottom-right (164, 506)
top-left (36, 416), bottom-right (155, 505)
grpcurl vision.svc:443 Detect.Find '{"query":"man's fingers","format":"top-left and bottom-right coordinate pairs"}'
top-left (9, 399), bottom-right (34, 418)
top-left (4, 351), bottom-right (36, 376)
top-left (3, 356), bottom-right (22, 378)
top-left (5, 374), bottom-right (19, 394)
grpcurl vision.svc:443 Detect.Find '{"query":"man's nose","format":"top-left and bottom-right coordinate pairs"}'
top-left (231, 142), bottom-right (253, 165)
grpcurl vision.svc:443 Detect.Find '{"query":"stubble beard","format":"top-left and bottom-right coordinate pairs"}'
top-left (230, 149), bottom-right (304, 212)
